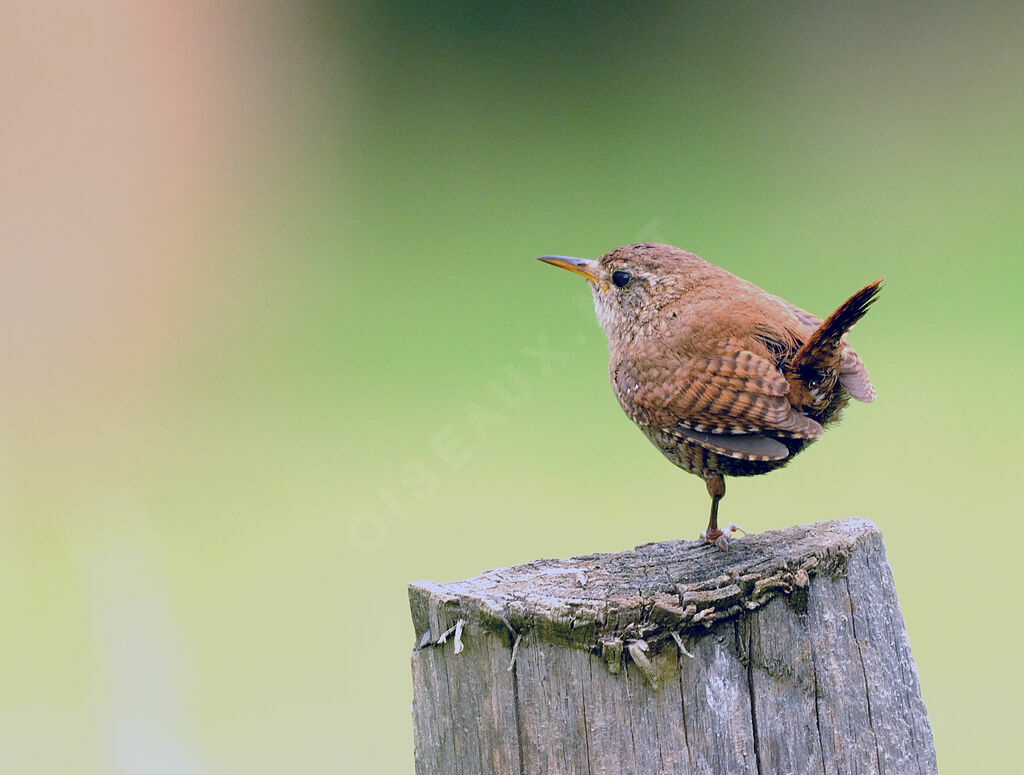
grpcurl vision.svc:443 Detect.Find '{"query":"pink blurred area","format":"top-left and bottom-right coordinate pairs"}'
top-left (0, 2), bottom-right (317, 415)
top-left (0, 2), bottom-right (333, 518)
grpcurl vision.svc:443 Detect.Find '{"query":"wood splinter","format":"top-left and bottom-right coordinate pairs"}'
top-left (507, 633), bottom-right (522, 672)
top-left (431, 618), bottom-right (467, 654)
top-left (671, 630), bottom-right (695, 659)
top-left (626, 639), bottom-right (659, 689)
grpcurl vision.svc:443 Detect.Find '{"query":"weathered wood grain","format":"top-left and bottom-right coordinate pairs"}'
top-left (409, 518), bottom-right (936, 775)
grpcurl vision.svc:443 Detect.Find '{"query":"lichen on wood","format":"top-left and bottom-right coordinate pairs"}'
top-left (411, 519), bottom-right (858, 673)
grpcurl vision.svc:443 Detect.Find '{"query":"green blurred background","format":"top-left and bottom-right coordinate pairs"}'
top-left (3, 1), bottom-right (1021, 772)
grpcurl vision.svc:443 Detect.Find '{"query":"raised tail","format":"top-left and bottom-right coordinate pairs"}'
top-left (789, 279), bottom-right (882, 374)
top-left (785, 279), bottom-right (882, 413)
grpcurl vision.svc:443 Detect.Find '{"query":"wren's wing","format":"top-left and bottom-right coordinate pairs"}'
top-left (616, 340), bottom-right (822, 461)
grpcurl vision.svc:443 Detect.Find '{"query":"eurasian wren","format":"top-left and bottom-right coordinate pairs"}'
top-left (539, 243), bottom-right (880, 550)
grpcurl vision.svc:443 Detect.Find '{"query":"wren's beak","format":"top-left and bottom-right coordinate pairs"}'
top-left (537, 255), bottom-right (600, 284)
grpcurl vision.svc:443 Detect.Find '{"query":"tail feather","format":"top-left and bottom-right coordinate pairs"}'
top-left (789, 279), bottom-right (882, 372)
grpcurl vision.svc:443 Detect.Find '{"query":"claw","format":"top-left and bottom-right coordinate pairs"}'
top-left (723, 522), bottom-right (746, 538)
top-left (700, 522), bottom-right (747, 552)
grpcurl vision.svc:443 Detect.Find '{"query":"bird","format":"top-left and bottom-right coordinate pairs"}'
top-left (538, 243), bottom-right (880, 550)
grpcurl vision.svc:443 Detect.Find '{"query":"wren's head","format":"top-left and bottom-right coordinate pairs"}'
top-left (538, 243), bottom-right (711, 345)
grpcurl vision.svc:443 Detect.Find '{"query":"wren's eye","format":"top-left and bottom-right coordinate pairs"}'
top-left (611, 270), bottom-right (632, 288)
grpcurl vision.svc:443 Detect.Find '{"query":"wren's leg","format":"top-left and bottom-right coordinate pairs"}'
top-left (699, 473), bottom-right (746, 551)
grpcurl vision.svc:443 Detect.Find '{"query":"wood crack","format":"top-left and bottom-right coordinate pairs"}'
top-left (676, 650), bottom-right (695, 772)
top-left (437, 628), bottom-right (460, 769)
top-left (810, 635), bottom-right (828, 775)
top-left (509, 636), bottom-right (527, 775)
top-left (582, 657), bottom-right (594, 775)
top-left (845, 573), bottom-right (884, 774)
top-left (743, 618), bottom-right (764, 775)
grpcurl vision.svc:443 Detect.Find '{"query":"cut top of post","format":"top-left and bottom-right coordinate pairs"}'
top-left (409, 518), bottom-right (880, 658)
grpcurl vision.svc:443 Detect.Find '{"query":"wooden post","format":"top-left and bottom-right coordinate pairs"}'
top-left (409, 518), bottom-right (936, 775)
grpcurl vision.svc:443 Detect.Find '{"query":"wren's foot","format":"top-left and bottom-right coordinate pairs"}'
top-left (700, 523), bottom-right (746, 552)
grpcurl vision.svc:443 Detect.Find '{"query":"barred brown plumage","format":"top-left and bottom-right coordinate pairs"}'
top-left (539, 243), bottom-right (880, 550)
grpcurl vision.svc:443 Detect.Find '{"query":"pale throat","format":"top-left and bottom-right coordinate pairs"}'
top-left (591, 287), bottom-right (664, 353)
